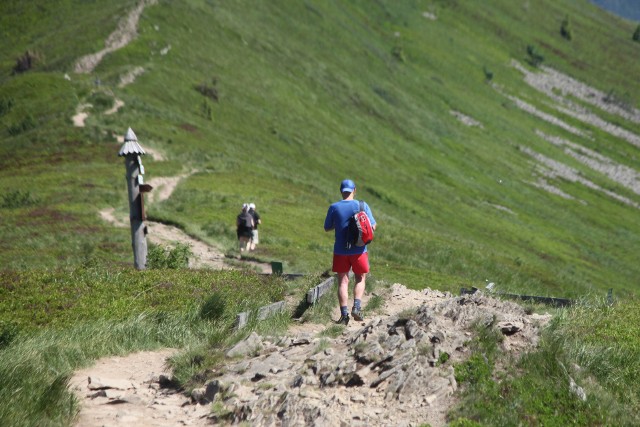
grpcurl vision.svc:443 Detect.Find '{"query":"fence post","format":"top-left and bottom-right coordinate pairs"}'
top-left (118, 127), bottom-right (152, 270)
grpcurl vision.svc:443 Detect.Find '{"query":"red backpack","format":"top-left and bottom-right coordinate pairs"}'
top-left (346, 201), bottom-right (374, 249)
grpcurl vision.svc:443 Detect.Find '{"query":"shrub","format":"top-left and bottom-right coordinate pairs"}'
top-left (604, 88), bottom-right (634, 112)
top-left (526, 44), bottom-right (544, 67)
top-left (0, 97), bottom-right (14, 117)
top-left (195, 77), bottom-right (219, 101)
top-left (437, 351), bottom-right (450, 365)
top-left (12, 50), bottom-right (42, 74)
top-left (0, 321), bottom-right (20, 349)
top-left (147, 243), bottom-right (192, 269)
top-left (633, 25), bottom-right (640, 42)
top-left (87, 91), bottom-right (115, 112)
top-left (0, 190), bottom-right (38, 208)
top-left (200, 291), bottom-right (226, 321)
top-left (482, 66), bottom-right (493, 82)
top-left (455, 352), bottom-right (492, 384)
top-left (201, 99), bottom-right (213, 120)
top-left (7, 114), bottom-right (36, 136)
top-left (560, 15), bottom-right (573, 41)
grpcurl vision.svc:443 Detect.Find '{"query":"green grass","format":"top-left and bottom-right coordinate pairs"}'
top-left (1, 0), bottom-right (640, 425)
top-left (0, 267), bottom-right (287, 331)
top-left (0, 265), bottom-right (294, 426)
top-left (2, 0), bottom-right (640, 296)
top-left (449, 298), bottom-right (640, 426)
top-left (0, 311), bottom-right (193, 427)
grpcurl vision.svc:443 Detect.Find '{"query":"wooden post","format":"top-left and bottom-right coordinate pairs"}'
top-left (118, 128), bottom-right (148, 270)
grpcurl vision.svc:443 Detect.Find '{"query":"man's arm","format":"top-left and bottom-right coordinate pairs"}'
top-left (324, 206), bottom-right (334, 231)
top-left (364, 202), bottom-right (377, 231)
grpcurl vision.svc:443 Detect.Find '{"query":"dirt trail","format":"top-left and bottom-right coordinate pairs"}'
top-left (70, 284), bottom-right (551, 426)
top-left (69, 349), bottom-right (199, 427)
top-left (100, 174), bottom-right (222, 268)
top-left (71, 0), bottom-right (151, 127)
top-left (105, 99), bottom-right (125, 116)
top-left (100, 171), bottom-right (271, 273)
top-left (67, 291), bottom-right (386, 427)
top-left (146, 219), bottom-right (228, 270)
top-left (74, 0), bottom-right (157, 74)
top-left (145, 175), bottom-right (187, 205)
top-left (72, 104), bottom-right (90, 127)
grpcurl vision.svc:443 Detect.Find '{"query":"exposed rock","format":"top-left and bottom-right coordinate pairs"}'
top-left (450, 110), bottom-right (484, 128)
top-left (87, 377), bottom-right (135, 391)
top-left (71, 285), bottom-right (552, 427)
top-left (226, 332), bottom-right (264, 358)
top-left (570, 376), bottom-right (587, 402)
top-left (521, 145), bottom-right (640, 209)
top-left (423, 11), bottom-right (437, 20)
top-left (191, 286), bottom-right (550, 427)
top-left (497, 321), bottom-right (524, 335)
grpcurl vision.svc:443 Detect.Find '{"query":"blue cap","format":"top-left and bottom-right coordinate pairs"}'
top-left (340, 179), bottom-right (356, 193)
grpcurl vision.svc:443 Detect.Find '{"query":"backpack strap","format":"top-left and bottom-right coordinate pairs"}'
top-left (359, 200), bottom-right (364, 212)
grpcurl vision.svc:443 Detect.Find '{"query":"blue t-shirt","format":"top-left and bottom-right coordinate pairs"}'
top-left (324, 199), bottom-right (376, 255)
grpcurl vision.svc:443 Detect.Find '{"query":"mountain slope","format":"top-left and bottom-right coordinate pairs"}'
top-left (1, 0), bottom-right (639, 297)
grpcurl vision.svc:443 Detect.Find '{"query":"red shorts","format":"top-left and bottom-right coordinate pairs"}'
top-left (332, 253), bottom-right (370, 274)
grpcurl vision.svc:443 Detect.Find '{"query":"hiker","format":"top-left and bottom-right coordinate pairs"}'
top-left (324, 179), bottom-right (377, 325)
top-left (236, 203), bottom-right (254, 253)
top-left (248, 202), bottom-right (261, 251)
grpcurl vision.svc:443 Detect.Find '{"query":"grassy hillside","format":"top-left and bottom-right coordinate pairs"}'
top-left (2, 0), bottom-right (640, 299)
top-left (2, 1), bottom-right (640, 425)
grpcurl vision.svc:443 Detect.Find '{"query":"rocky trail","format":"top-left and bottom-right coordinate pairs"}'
top-left (70, 284), bottom-right (551, 426)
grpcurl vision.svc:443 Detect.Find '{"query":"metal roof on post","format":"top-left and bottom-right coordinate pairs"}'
top-left (118, 127), bottom-right (146, 157)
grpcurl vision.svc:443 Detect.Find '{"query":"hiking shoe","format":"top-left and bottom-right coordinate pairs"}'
top-left (336, 314), bottom-right (350, 326)
top-left (351, 307), bottom-right (364, 321)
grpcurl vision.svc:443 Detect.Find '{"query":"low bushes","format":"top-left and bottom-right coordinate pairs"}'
top-left (0, 266), bottom-right (287, 331)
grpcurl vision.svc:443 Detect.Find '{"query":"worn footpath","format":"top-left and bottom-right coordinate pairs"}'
top-left (71, 284), bottom-right (550, 426)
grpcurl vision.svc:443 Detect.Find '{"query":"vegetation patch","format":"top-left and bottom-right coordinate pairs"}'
top-left (0, 190), bottom-right (39, 209)
top-left (147, 242), bottom-right (192, 269)
top-left (0, 267), bottom-right (287, 331)
top-left (449, 299), bottom-right (640, 425)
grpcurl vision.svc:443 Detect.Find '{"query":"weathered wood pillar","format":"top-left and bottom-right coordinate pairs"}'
top-left (118, 127), bottom-right (150, 270)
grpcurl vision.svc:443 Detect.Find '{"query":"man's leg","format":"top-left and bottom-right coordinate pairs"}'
top-left (250, 230), bottom-right (258, 250)
top-left (350, 251), bottom-right (370, 321)
top-left (354, 273), bottom-right (366, 301)
top-left (337, 272), bottom-right (350, 308)
top-left (350, 273), bottom-right (366, 320)
top-left (239, 236), bottom-right (249, 252)
top-left (333, 254), bottom-right (351, 325)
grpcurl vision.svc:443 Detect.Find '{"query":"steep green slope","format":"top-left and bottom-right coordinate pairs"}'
top-left (1, 0), bottom-right (639, 297)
